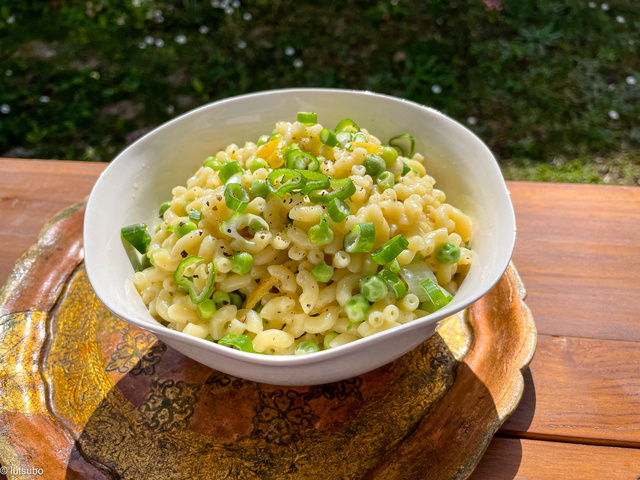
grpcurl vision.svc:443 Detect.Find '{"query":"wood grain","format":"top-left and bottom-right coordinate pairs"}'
top-left (501, 333), bottom-right (640, 447)
top-left (508, 182), bottom-right (640, 341)
top-left (0, 158), bottom-right (105, 287)
top-left (469, 437), bottom-right (640, 480)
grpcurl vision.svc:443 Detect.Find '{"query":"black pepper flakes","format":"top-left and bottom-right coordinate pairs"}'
top-left (180, 250), bottom-right (188, 258)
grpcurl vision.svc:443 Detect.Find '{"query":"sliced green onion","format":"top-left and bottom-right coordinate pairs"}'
top-left (249, 179), bottom-right (270, 199)
top-left (381, 145), bottom-right (398, 166)
top-left (249, 157), bottom-right (269, 172)
top-left (401, 162), bottom-right (411, 176)
top-left (327, 197), bottom-right (350, 222)
top-left (336, 131), bottom-right (353, 147)
top-left (197, 299), bottom-right (216, 319)
top-left (371, 234), bottom-right (409, 265)
top-left (247, 216), bottom-right (268, 235)
top-left (189, 209), bottom-right (202, 222)
top-left (159, 201), bottom-right (171, 217)
top-left (266, 168), bottom-right (305, 197)
top-left (218, 333), bottom-right (256, 353)
top-left (335, 118), bottom-right (360, 132)
top-left (173, 256), bottom-right (215, 304)
top-left (420, 279), bottom-right (453, 313)
top-left (300, 170), bottom-right (331, 195)
top-left (154, 223), bottom-right (161, 234)
top-left (205, 334), bottom-right (215, 342)
top-left (219, 213), bottom-right (269, 244)
top-left (308, 214), bottom-right (334, 246)
top-left (224, 183), bottom-right (250, 212)
top-left (377, 171), bottom-right (395, 190)
top-left (359, 275), bottom-right (388, 303)
top-left (435, 242), bottom-right (461, 264)
top-left (323, 332), bottom-right (339, 349)
top-left (174, 221), bottom-right (197, 238)
top-left (353, 132), bottom-right (368, 143)
top-left (204, 156), bottom-right (223, 171)
top-left (228, 291), bottom-right (244, 309)
top-left (257, 135), bottom-right (270, 147)
top-left (364, 154), bottom-right (385, 177)
top-left (308, 177), bottom-right (356, 204)
top-left (311, 261), bottom-right (334, 283)
top-left (389, 133), bottom-right (415, 158)
top-left (343, 222), bottom-right (375, 253)
top-left (212, 291), bottom-right (231, 309)
top-left (231, 251), bottom-right (253, 275)
top-left (320, 128), bottom-right (338, 147)
top-left (286, 149), bottom-right (319, 171)
top-left (297, 112), bottom-right (318, 125)
top-left (218, 160), bottom-right (244, 184)
top-left (295, 340), bottom-right (320, 354)
top-left (121, 223), bottom-right (151, 254)
top-left (345, 294), bottom-right (369, 329)
top-left (377, 268), bottom-right (407, 299)
top-left (389, 258), bottom-right (401, 274)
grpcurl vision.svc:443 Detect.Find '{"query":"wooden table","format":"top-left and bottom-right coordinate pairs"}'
top-left (1, 158), bottom-right (640, 479)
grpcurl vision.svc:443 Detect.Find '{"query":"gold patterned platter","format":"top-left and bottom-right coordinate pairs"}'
top-left (0, 202), bottom-right (536, 480)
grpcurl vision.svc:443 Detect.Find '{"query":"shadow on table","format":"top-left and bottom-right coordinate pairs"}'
top-left (469, 367), bottom-right (537, 480)
top-left (63, 332), bottom-right (508, 480)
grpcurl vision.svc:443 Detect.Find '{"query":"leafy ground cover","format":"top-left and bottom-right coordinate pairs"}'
top-left (0, 0), bottom-right (638, 184)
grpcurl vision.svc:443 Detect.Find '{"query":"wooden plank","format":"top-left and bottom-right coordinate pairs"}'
top-left (501, 333), bottom-right (640, 446)
top-left (0, 159), bottom-right (105, 286)
top-left (469, 436), bottom-right (640, 480)
top-left (509, 181), bottom-right (640, 341)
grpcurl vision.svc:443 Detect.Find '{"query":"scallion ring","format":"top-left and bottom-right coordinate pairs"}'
top-left (286, 149), bottom-right (319, 171)
top-left (420, 278), bottom-right (453, 313)
top-left (300, 170), bottom-right (330, 195)
top-left (173, 256), bottom-right (216, 304)
top-left (297, 112), bottom-right (318, 126)
top-left (308, 177), bottom-right (356, 204)
top-left (121, 223), bottom-right (151, 254)
top-left (336, 131), bottom-right (353, 147)
top-left (343, 222), bottom-right (375, 253)
top-left (224, 183), bottom-right (250, 212)
top-left (377, 268), bottom-right (408, 299)
top-left (307, 214), bottom-right (334, 246)
top-left (218, 333), bottom-right (257, 353)
top-left (389, 133), bottom-right (415, 157)
top-left (266, 168), bottom-right (305, 197)
top-left (218, 160), bottom-right (244, 184)
top-left (320, 128), bottom-right (338, 147)
top-left (371, 234), bottom-right (409, 265)
top-left (327, 197), bottom-right (350, 222)
top-left (335, 118), bottom-right (360, 132)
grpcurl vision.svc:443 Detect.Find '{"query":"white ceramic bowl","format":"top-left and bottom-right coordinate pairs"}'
top-left (84, 88), bottom-right (516, 386)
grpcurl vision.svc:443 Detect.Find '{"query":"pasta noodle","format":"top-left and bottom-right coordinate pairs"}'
top-left (127, 113), bottom-right (475, 355)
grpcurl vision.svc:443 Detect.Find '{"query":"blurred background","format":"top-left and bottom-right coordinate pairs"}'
top-left (0, 0), bottom-right (638, 184)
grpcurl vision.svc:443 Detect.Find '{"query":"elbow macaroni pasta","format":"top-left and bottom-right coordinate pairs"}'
top-left (130, 114), bottom-right (475, 355)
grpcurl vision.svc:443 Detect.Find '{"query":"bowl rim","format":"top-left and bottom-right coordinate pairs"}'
top-left (84, 87), bottom-right (516, 367)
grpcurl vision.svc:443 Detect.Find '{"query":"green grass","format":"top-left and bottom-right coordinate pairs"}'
top-left (0, 0), bottom-right (639, 184)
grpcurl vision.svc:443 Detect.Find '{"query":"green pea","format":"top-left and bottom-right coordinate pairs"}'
top-left (174, 221), bottom-right (197, 238)
top-left (249, 157), bottom-right (269, 172)
top-left (364, 154), bottom-right (385, 177)
top-left (231, 252), bottom-right (254, 275)
top-left (212, 291), bottom-right (231, 309)
top-left (295, 340), bottom-right (320, 355)
top-left (204, 156), bottom-right (223, 171)
top-left (435, 242), bottom-right (461, 264)
top-left (381, 146), bottom-right (398, 166)
top-left (249, 179), bottom-right (270, 199)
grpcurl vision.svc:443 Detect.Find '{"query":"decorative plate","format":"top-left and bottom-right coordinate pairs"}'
top-left (0, 202), bottom-right (536, 480)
